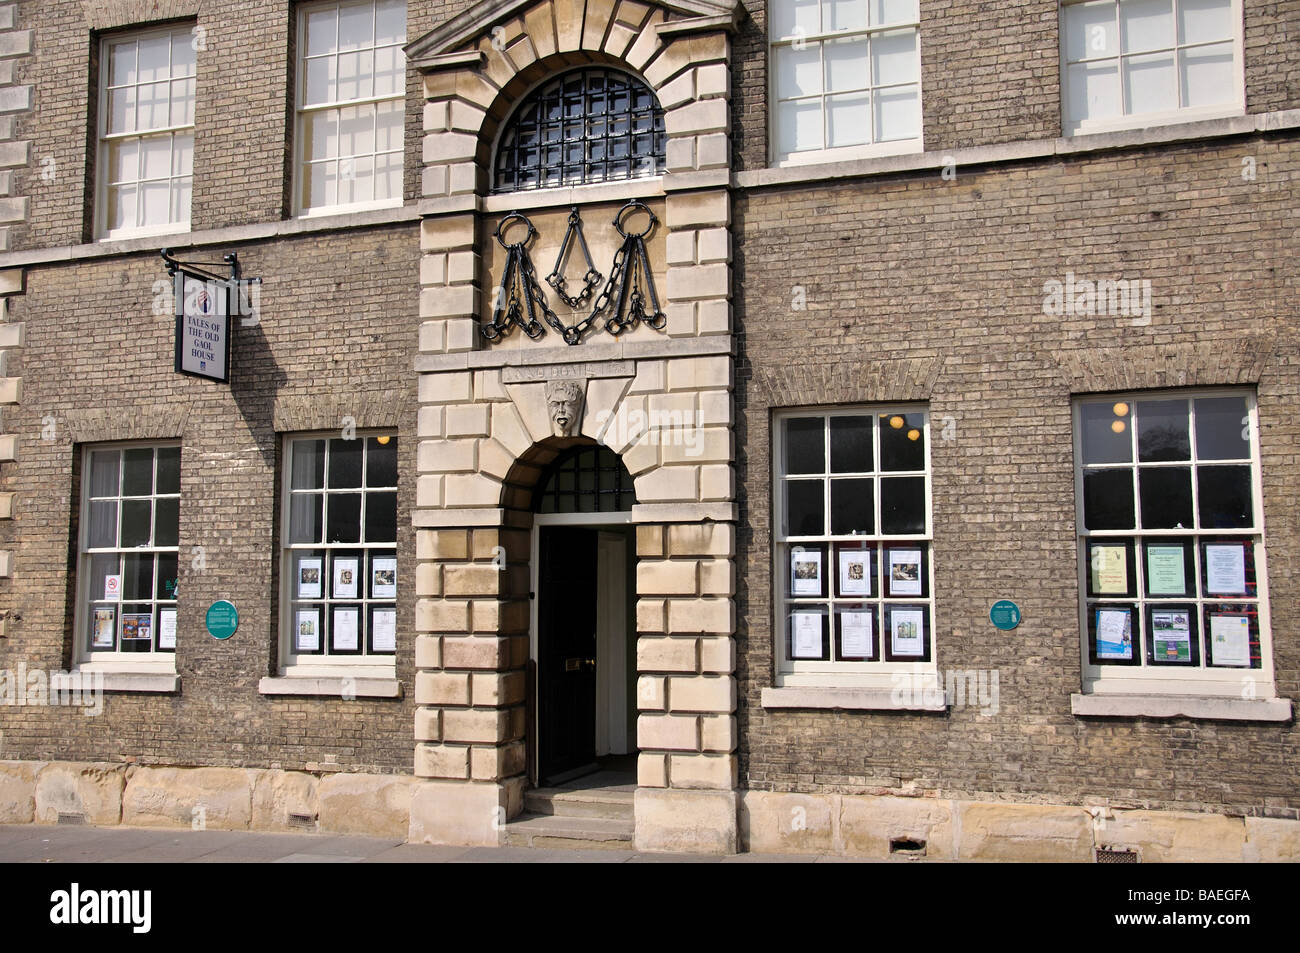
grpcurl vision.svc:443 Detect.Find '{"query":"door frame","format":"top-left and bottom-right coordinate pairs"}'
top-left (529, 511), bottom-right (636, 785)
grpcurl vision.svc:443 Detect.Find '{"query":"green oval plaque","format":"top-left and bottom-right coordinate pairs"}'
top-left (990, 600), bottom-right (1021, 631)
top-left (206, 600), bottom-right (239, 640)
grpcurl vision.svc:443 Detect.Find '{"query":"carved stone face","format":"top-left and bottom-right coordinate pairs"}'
top-left (546, 380), bottom-right (585, 437)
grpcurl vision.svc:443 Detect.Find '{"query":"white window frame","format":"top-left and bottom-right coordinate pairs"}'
top-left (1072, 388), bottom-right (1275, 698)
top-left (278, 431), bottom-right (399, 678)
top-left (1059, 0), bottom-right (1246, 137)
top-left (768, 0), bottom-right (924, 168)
top-left (96, 24), bottom-right (196, 241)
top-left (73, 441), bottom-right (181, 675)
top-left (293, 0), bottom-right (406, 218)
top-left (772, 405), bottom-right (936, 689)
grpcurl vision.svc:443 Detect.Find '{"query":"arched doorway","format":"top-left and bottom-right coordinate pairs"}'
top-left (527, 444), bottom-right (637, 786)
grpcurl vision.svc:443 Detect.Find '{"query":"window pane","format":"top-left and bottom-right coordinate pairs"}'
top-left (123, 552), bottom-right (154, 600)
top-left (880, 476), bottom-right (925, 534)
top-left (365, 492), bottom-right (397, 543)
top-left (775, 44), bottom-right (822, 99)
top-left (872, 0), bottom-right (917, 25)
top-left (826, 37), bottom-right (869, 93)
top-left (879, 413), bottom-right (924, 471)
top-left (1136, 398), bottom-right (1189, 461)
top-left (89, 501), bottom-right (118, 548)
top-left (305, 6), bottom-right (338, 57)
top-left (108, 184), bottom-right (137, 231)
top-left (108, 87), bottom-right (136, 135)
top-left (137, 81), bottom-right (170, 130)
top-left (374, 44), bottom-right (403, 97)
top-left (290, 494), bottom-right (323, 543)
top-left (773, 0), bottom-right (821, 38)
top-left (137, 33), bottom-right (171, 82)
top-left (291, 440), bottom-right (326, 489)
top-left (1197, 465), bottom-right (1253, 529)
top-left (784, 480), bottom-right (824, 536)
top-left (121, 499), bottom-right (152, 547)
top-left (1065, 0), bottom-right (1119, 61)
top-left (825, 0), bottom-right (866, 31)
top-left (338, 103), bottom-right (374, 157)
top-left (89, 450), bottom-right (121, 497)
top-left (329, 438), bottom-right (364, 488)
top-left (107, 140), bottom-right (138, 184)
top-left (158, 552), bottom-right (179, 601)
top-left (327, 493), bottom-right (363, 543)
top-left (304, 56), bottom-right (336, 106)
top-left (376, 0), bottom-right (407, 44)
top-left (1178, 0), bottom-right (1233, 44)
top-left (375, 100), bottom-right (403, 151)
top-left (1123, 53), bottom-right (1177, 114)
top-left (1138, 466), bottom-right (1192, 528)
top-left (784, 417), bottom-right (825, 474)
top-left (171, 135), bottom-right (193, 176)
top-left (1080, 401), bottom-right (1132, 464)
top-left (1120, 0), bottom-right (1173, 53)
top-left (367, 437), bottom-right (398, 486)
top-left (337, 2), bottom-right (372, 52)
top-left (88, 553), bottom-right (119, 604)
top-left (123, 448), bottom-right (154, 495)
top-left (171, 30), bottom-right (196, 77)
top-left (336, 49), bottom-right (374, 101)
top-left (830, 416), bottom-right (872, 473)
top-left (1193, 396), bottom-right (1249, 460)
top-left (1179, 42), bottom-right (1234, 108)
top-left (304, 110), bottom-right (339, 163)
top-left (831, 478), bottom-right (874, 535)
top-left (828, 92), bottom-right (872, 147)
top-left (874, 84), bottom-right (919, 141)
top-left (154, 497), bottom-right (179, 547)
top-left (777, 98), bottom-right (823, 155)
top-left (108, 39), bottom-right (137, 87)
top-left (1083, 468), bottom-right (1135, 529)
top-left (170, 76), bottom-right (196, 127)
top-left (140, 181), bottom-right (170, 226)
top-left (338, 154), bottom-right (374, 204)
top-left (141, 136), bottom-right (170, 181)
top-left (871, 29), bottom-right (917, 85)
top-left (1068, 60), bottom-right (1120, 122)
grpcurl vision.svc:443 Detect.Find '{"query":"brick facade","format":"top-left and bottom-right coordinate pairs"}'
top-left (0, 0), bottom-right (1296, 857)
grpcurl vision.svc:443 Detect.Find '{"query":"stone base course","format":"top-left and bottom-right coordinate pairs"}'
top-left (5, 760), bottom-right (1300, 859)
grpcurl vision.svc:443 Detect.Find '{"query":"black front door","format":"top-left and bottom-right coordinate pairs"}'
top-left (538, 526), bottom-right (598, 784)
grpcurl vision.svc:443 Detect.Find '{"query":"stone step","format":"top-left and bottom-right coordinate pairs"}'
top-left (502, 812), bottom-right (634, 850)
top-left (524, 787), bottom-right (634, 821)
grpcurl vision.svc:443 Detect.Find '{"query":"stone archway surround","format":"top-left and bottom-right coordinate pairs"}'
top-left (404, 0), bottom-right (743, 853)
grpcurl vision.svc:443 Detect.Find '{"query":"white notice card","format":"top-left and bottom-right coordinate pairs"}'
top-left (791, 612), bottom-right (823, 659)
top-left (158, 609), bottom-right (177, 650)
top-left (371, 609), bottom-right (397, 653)
top-left (1210, 614), bottom-right (1251, 667)
top-left (332, 607), bottom-right (359, 651)
top-left (1205, 544), bottom-right (1247, 595)
top-left (839, 611), bottom-right (874, 658)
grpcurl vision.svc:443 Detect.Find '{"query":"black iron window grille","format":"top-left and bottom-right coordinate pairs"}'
top-left (535, 445), bottom-right (635, 514)
top-left (494, 68), bottom-right (665, 193)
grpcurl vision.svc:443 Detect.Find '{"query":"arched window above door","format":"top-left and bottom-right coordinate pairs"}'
top-left (494, 67), bottom-right (666, 193)
top-left (534, 445), bottom-right (635, 513)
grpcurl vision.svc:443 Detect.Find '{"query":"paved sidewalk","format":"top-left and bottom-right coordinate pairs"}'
top-left (0, 824), bottom-right (870, 863)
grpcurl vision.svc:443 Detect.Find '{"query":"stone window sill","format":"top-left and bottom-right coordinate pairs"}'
top-left (258, 676), bottom-right (402, 699)
top-left (1071, 693), bottom-right (1293, 722)
top-left (761, 686), bottom-right (947, 712)
top-left (53, 671), bottom-right (179, 693)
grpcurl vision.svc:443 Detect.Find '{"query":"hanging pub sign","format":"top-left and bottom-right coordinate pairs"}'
top-left (162, 249), bottom-right (259, 383)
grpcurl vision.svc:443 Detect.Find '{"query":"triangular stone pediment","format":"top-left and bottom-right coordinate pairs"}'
top-left (405, 0), bottom-right (743, 63)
